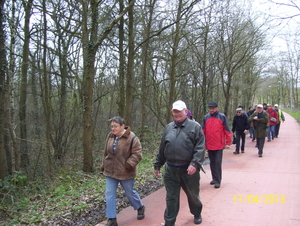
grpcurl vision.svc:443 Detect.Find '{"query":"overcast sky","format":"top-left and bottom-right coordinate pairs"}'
top-left (253, 0), bottom-right (300, 52)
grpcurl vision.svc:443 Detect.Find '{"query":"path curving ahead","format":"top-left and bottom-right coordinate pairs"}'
top-left (96, 112), bottom-right (300, 226)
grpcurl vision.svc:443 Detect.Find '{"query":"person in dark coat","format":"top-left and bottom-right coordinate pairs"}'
top-left (232, 107), bottom-right (250, 154)
top-left (247, 106), bottom-right (256, 142)
top-left (248, 104), bottom-right (269, 157)
top-left (154, 100), bottom-right (205, 225)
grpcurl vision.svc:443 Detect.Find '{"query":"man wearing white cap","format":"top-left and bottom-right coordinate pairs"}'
top-left (248, 104), bottom-right (269, 157)
top-left (154, 100), bottom-right (205, 225)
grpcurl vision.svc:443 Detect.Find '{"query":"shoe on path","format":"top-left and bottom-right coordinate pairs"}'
top-left (105, 218), bottom-right (118, 226)
top-left (214, 183), bottom-right (220, 188)
top-left (137, 205), bottom-right (145, 220)
top-left (194, 215), bottom-right (202, 224)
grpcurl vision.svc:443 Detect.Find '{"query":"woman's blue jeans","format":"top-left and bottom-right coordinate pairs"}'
top-left (105, 176), bottom-right (143, 218)
top-left (267, 125), bottom-right (276, 140)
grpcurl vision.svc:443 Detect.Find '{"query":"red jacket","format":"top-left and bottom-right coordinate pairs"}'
top-left (267, 108), bottom-right (278, 126)
top-left (202, 111), bottom-right (232, 150)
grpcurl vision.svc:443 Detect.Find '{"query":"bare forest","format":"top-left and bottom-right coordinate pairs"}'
top-left (0, 0), bottom-right (300, 186)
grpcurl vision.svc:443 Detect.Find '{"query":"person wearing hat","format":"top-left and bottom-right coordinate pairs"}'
top-left (154, 100), bottom-right (205, 225)
top-left (248, 104), bottom-right (269, 157)
top-left (232, 107), bottom-right (250, 154)
top-left (187, 110), bottom-right (195, 121)
top-left (274, 104), bottom-right (285, 138)
top-left (263, 103), bottom-right (268, 111)
top-left (202, 101), bottom-right (232, 188)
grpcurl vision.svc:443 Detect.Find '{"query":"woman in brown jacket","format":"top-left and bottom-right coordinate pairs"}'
top-left (101, 116), bottom-right (145, 226)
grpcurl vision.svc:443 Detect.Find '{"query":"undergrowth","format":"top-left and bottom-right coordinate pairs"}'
top-left (0, 128), bottom-right (164, 225)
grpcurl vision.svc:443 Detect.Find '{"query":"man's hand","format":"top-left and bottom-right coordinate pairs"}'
top-left (187, 165), bottom-right (196, 175)
top-left (154, 170), bottom-right (161, 176)
top-left (225, 145), bottom-right (230, 149)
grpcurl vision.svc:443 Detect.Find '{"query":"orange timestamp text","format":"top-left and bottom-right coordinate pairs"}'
top-left (233, 195), bottom-right (285, 203)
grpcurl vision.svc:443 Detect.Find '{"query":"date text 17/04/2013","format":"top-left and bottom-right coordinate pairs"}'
top-left (233, 195), bottom-right (285, 203)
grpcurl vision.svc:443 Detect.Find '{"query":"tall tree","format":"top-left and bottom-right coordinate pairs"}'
top-left (41, 0), bottom-right (52, 174)
top-left (0, 0), bottom-right (7, 180)
top-left (166, 0), bottom-right (183, 123)
top-left (81, 0), bottom-right (134, 172)
top-left (118, 0), bottom-right (126, 117)
top-left (139, 0), bottom-right (156, 141)
top-left (19, 0), bottom-right (33, 170)
top-left (125, 0), bottom-right (135, 125)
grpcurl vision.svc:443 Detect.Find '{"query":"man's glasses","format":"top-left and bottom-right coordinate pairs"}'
top-left (236, 111), bottom-right (242, 114)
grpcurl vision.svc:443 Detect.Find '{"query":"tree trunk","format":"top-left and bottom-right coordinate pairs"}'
top-left (0, 0), bottom-right (7, 180)
top-left (167, 0), bottom-right (182, 123)
top-left (118, 0), bottom-right (125, 117)
top-left (42, 0), bottom-right (52, 175)
top-left (125, 0), bottom-right (135, 126)
top-left (19, 0), bottom-right (33, 170)
top-left (140, 0), bottom-right (156, 141)
top-left (81, 0), bottom-right (98, 173)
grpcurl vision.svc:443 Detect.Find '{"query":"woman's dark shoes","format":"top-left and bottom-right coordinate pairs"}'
top-left (137, 205), bottom-right (145, 220)
top-left (105, 218), bottom-right (118, 226)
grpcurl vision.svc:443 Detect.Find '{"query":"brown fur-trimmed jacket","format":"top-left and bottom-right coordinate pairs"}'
top-left (100, 127), bottom-right (142, 180)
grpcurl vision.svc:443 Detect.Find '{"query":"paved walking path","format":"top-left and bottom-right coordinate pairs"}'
top-left (96, 112), bottom-right (300, 226)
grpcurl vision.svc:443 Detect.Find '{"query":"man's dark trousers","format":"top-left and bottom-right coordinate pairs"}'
top-left (257, 138), bottom-right (265, 155)
top-left (163, 164), bottom-right (202, 226)
top-left (208, 149), bottom-right (223, 184)
top-left (235, 130), bottom-right (246, 153)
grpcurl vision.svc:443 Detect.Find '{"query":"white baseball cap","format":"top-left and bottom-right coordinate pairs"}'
top-left (257, 104), bottom-right (263, 108)
top-left (172, 100), bottom-right (187, 111)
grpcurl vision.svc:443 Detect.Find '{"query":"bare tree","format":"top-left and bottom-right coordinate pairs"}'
top-left (19, 0), bottom-right (33, 171)
top-left (0, 0), bottom-right (7, 180)
top-left (81, 0), bottom-right (134, 172)
top-left (125, 0), bottom-right (135, 125)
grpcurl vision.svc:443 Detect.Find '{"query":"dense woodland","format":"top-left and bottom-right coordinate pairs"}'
top-left (0, 0), bottom-right (299, 182)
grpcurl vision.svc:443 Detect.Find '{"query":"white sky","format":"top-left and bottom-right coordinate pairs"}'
top-left (252, 0), bottom-right (300, 52)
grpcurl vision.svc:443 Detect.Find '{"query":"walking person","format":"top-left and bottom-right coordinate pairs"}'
top-left (266, 104), bottom-right (278, 142)
top-left (248, 104), bottom-right (269, 157)
top-left (247, 106), bottom-right (256, 142)
top-left (100, 116), bottom-right (145, 226)
top-left (232, 107), bottom-right (250, 154)
top-left (274, 104), bottom-right (285, 138)
top-left (202, 102), bottom-right (231, 188)
top-left (154, 100), bottom-right (205, 225)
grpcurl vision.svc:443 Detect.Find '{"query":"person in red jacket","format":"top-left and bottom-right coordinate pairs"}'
top-left (266, 104), bottom-right (278, 142)
top-left (202, 102), bottom-right (232, 188)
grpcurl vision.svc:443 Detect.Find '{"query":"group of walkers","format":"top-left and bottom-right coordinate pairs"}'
top-left (99, 100), bottom-right (285, 226)
top-left (232, 103), bottom-right (285, 157)
top-left (101, 100), bottom-right (233, 226)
